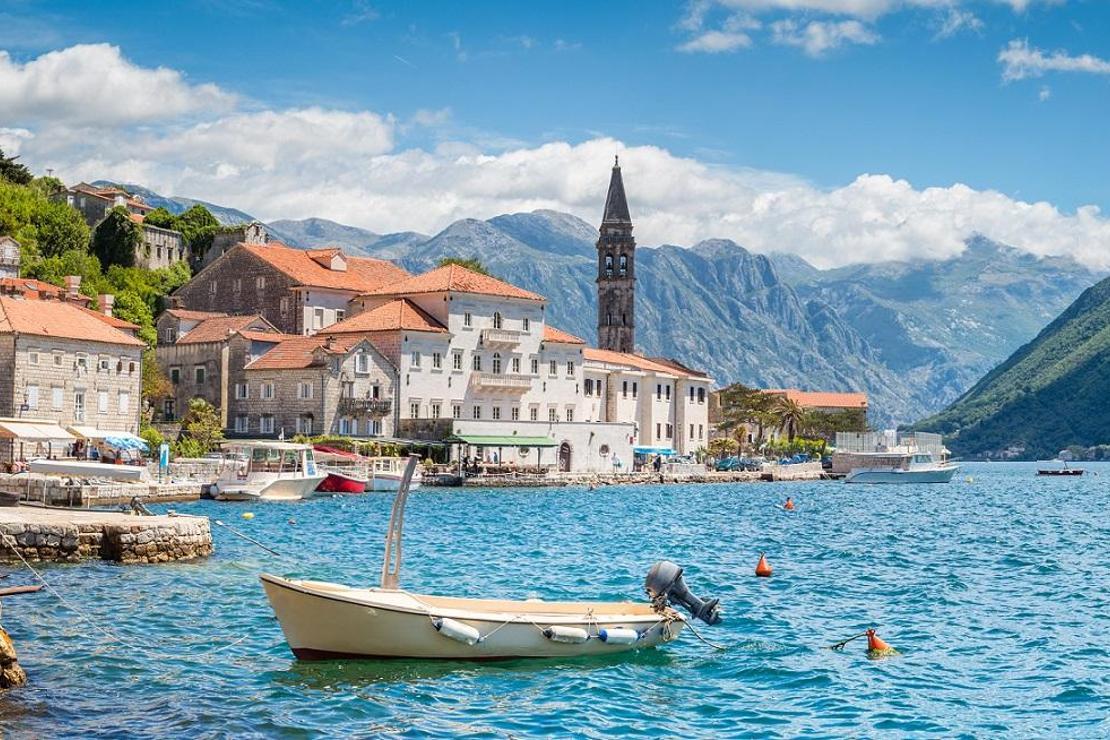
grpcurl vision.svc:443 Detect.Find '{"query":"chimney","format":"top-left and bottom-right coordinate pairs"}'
top-left (324, 335), bottom-right (336, 350)
top-left (99, 294), bottom-right (115, 317)
top-left (168, 295), bottom-right (183, 309)
top-left (64, 275), bottom-right (81, 299)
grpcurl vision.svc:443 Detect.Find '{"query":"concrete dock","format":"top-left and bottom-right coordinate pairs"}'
top-left (0, 506), bottom-right (212, 564)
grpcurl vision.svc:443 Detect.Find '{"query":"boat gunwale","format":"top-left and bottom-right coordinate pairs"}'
top-left (260, 573), bottom-right (680, 626)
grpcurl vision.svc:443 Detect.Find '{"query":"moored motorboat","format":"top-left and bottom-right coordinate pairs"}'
top-left (261, 458), bottom-right (721, 660)
top-left (214, 441), bottom-right (325, 502)
top-left (313, 446), bottom-right (370, 494)
top-left (368, 456), bottom-right (423, 492)
top-left (835, 431), bottom-right (959, 484)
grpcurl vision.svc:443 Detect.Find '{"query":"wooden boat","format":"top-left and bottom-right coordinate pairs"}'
top-left (313, 446), bottom-right (369, 494)
top-left (261, 457), bottom-right (720, 660)
top-left (214, 441), bottom-right (326, 502)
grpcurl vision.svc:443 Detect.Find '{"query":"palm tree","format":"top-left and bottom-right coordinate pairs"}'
top-left (773, 397), bottom-right (806, 443)
top-left (715, 384), bottom-right (774, 454)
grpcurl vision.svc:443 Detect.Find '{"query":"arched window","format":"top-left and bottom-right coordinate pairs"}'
top-left (493, 312), bottom-right (503, 329)
top-left (607, 312), bottom-right (613, 326)
top-left (619, 254), bottom-right (627, 275)
top-left (604, 254), bottom-right (614, 277)
top-left (492, 352), bottom-right (502, 374)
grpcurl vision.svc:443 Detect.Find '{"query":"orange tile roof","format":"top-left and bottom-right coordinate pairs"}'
top-left (177, 315), bottom-right (270, 344)
top-left (75, 305), bottom-right (140, 331)
top-left (238, 242), bottom-right (410, 292)
top-left (0, 277), bottom-right (69, 300)
top-left (245, 335), bottom-right (361, 370)
top-left (543, 325), bottom-right (585, 344)
top-left (0, 296), bottom-right (144, 346)
top-left (323, 298), bottom-right (447, 335)
top-left (583, 347), bottom-right (707, 378)
top-left (238, 329), bottom-right (294, 343)
top-left (164, 309), bottom-right (229, 321)
top-left (360, 264), bottom-right (544, 302)
top-left (129, 213), bottom-right (145, 224)
top-left (763, 389), bottom-right (868, 409)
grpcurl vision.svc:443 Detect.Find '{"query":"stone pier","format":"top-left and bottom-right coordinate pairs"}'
top-left (0, 507), bottom-right (212, 564)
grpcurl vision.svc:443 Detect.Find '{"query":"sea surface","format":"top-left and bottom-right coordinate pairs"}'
top-left (1, 462), bottom-right (1107, 738)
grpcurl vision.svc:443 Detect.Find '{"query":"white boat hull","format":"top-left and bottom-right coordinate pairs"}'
top-left (845, 464), bottom-right (959, 484)
top-left (260, 574), bottom-right (685, 660)
top-left (369, 472), bottom-right (423, 492)
top-left (28, 459), bottom-right (146, 481)
top-left (216, 474), bottom-right (326, 501)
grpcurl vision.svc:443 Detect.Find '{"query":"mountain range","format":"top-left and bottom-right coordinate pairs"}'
top-left (102, 181), bottom-right (1100, 426)
top-left (913, 275), bottom-right (1110, 459)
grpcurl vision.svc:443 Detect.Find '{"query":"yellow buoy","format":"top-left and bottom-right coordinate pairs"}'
top-left (242, 512), bottom-right (255, 520)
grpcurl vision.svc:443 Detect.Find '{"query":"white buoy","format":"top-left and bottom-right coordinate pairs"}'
top-left (598, 627), bottom-right (639, 645)
top-left (433, 618), bottom-right (481, 645)
top-left (542, 625), bottom-right (590, 644)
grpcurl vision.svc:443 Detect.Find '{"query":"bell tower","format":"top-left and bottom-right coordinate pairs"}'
top-left (596, 156), bottom-right (636, 353)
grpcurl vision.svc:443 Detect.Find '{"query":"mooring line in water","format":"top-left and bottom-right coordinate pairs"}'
top-left (1, 534), bottom-right (248, 660)
top-left (826, 631), bottom-right (869, 651)
top-left (211, 518), bottom-right (291, 560)
top-left (684, 619), bottom-right (727, 650)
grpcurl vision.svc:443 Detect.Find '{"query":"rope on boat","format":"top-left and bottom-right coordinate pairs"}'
top-left (682, 619), bottom-right (727, 650)
top-left (1, 534), bottom-right (248, 660)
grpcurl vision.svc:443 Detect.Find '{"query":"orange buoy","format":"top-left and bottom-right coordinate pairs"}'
top-left (866, 628), bottom-right (897, 657)
top-left (784, 497), bottom-right (795, 511)
top-left (755, 553), bottom-right (772, 577)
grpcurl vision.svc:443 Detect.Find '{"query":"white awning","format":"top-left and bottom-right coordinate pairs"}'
top-left (67, 426), bottom-right (141, 442)
top-left (0, 419), bottom-right (76, 441)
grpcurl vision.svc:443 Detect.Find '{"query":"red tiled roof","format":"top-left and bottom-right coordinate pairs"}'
top-left (164, 309), bottom-right (229, 321)
top-left (543, 325), bottom-right (585, 344)
top-left (322, 298), bottom-right (447, 335)
top-left (177, 315), bottom-right (270, 344)
top-left (0, 278), bottom-right (69, 300)
top-left (75, 305), bottom-right (140, 331)
top-left (245, 335), bottom-right (361, 370)
top-left (583, 347), bottom-right (706, 378)
top-left (763, 389), bottom-right (868, 409)
top-left (238, 243), bottom-right (410, 292)
top-left (238, 329), bottom-right (294, 343)
top-left (360, 264), bottom-right (544, 302)
top-left (0, 296), bottom-right (144, 346)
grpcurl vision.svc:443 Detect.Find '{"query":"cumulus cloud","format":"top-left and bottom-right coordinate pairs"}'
top-left (678, 30), bottom-right (755, 53)
top-left (10, 43), bottom-right (1110, 271)
top-left (999, 38), bottom-right (1110, 81)
top-left (934, 8), bottom-right (984, 39)
top-left (770, 19), bottom-right (879, 56)
top-left (0, 44), bottom-right (235, 125)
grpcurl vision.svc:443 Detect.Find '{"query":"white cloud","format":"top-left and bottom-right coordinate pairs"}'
top-left (1038, 85), bottom-right (1051, 101)
top-left (678, 30), bottom-right (755, 53)
top-left (12, 43), bottom-right (1110, 272)
top-left (770, 19), bottom-right (879, 56)
top-left (934, 8), bottom-right (984, 39)
top-left (0, 44), bottom-right (235, 125)
top-left (999, 38), bottom-right (1110, 81)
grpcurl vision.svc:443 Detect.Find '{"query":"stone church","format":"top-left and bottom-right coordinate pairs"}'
top-left (596, 156), bottom-right (636, 353)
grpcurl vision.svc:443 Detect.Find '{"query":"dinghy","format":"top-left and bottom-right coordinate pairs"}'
top-left (261, 457), bottom-right (721, 660)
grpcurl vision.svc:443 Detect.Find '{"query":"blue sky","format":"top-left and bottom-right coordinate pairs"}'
top-left (2, 1), bottom-right (1109, 267)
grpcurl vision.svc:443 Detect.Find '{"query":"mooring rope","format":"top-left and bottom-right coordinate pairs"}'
top-left (826, 631), bottom-right (869, 651)
top-left (211, 518), bottom-right (290, 559)
top-left (1, 534), bottom-right (248, 660)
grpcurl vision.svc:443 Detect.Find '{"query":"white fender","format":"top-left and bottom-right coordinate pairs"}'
top-left (433, 617), bottom-right (481, 645)
top-left (542, 625), bottom-right (590, 644)
top-left (598, 627), bottom-right (639, 645)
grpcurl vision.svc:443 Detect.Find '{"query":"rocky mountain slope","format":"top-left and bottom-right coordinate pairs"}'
top-left (913, 275), bottom-right (1110, 459)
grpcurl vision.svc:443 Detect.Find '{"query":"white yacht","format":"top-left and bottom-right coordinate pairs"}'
top-left (214, 441), bottom-right (326, 501)
top-left (834, 431), bottom-right (959, 484)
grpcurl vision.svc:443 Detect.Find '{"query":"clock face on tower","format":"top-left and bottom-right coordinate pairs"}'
top-left (597, 157), bottom-right (636, 354)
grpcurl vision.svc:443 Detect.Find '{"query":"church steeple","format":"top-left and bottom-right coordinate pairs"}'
top-left (596, 157), bottom-right (636, 353)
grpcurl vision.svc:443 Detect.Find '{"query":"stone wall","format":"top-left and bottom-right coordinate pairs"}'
top-left (136, 223), bottom-right (186, 271)
top-left (173, 247), bottom-right (300, 333)
top-left (0, 514), bottom-right (212, 564)
top-left (2, 474), bottom-right (204, 506)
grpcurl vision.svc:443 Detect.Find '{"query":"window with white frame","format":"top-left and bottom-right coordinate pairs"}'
top-left (452, 351), bottom-right (463, 371)
top-left (356, 352), bottom-right (370, 374)
top-left (530, 406), bottom-right (538, 421)
top-left (195, 366), bottom-right (206, 384)
top-left (431, 403), bottom-right (441, 418)
top-left (666, 385), bottom-right (671, 401)
top-left (548, 360), bottom-right (557, 376)
top-left (368, 419), bottom-right (382, 436)
top-left (410, 401), bottom-right (420, 419)
top-left (99, 356), bottom-right (110, 372)
top-left (76, 353), bottom-right (88, 371)
top-left (97, 390), bottom-right (108, 413)
top-left (313, 307), bottom-right (325, 329)
top-left (51, 386), bottom-right (63, 410)
top-left (118, 391), bottom-right (130, 415)
top-left (492, 406), bottom-right (501, 420)
top-left (666, 423), bottom-right (673, 439)
top-left (548, 408), bottom-right (557, 422)
top-left (531, 358), bottom-right (539, 375)
top-left (256, 276), bottom-right (266, 290)
top-left (452, 404), bottom-right (462, 419)
top-left (511, 357), bottom-right (521, 373)
top-left (260, 415), bottom-right (275, 434)
top-left (298, 381), bottom-right (313, 400)
top-left (511, 406), bottom-right (520, 421)
top-left (492, 353), bottom-right (502, 374)
top-left (235, 383), bottom-right (248, 400)
top-left (472, 354), bottom-right (482, 372)
top-left (699, 424), bottom-right (704, 439)
top-left (235, 415), bottom-right (249, 433)
top-left (297, 415), bottom-right (313, 435)
top-left (25, 385), bottom-right (38, 410)
top-left (411, 351), bottom-right (421, 368)
top-left (472, 405), bottom-right (481, 420)
top-left (432, 352), bottom-right (442, 369)
top-left (261, 382), bottom-right (274, 400)
top-left (463, 312), bottom-right (472, 328)
top-left (493, 312), bottom-right (503, 329)
top-left (566, 361), bottom-right (575, 376)
top-left (522, 317), bottom-right (530, 332)
top-left (28, 350), bottom-right (39, 365)
top-left (280, 297), bottom-right (290, 315)
top-left (565, 408), bottom-right (574, 422)
top-left (339, 417), bottom-right (352, 435)
top-left (335, 309), bottom-right (345, 323)
top-left (698, 387), bottom-right (706, 404)
top-left (53, 351), bottom-right (63, 367)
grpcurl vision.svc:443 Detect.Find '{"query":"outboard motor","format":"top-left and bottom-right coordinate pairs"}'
top-left (645, 560), bottom-right (721, 625)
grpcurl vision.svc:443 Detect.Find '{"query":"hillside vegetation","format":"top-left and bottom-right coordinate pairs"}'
top-left (914, 275), bottom-right (1110, 459)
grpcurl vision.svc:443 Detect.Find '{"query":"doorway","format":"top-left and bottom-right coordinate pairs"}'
top-left (558, 442), bottom-right (572, 472)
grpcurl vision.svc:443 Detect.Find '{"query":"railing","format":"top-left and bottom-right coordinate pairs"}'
top-left (337, 398), bottom-right (393, 416)
top-left (481, 328), bottom-right (522, 346)
top-left (471, 372), bottom-right (532, 390)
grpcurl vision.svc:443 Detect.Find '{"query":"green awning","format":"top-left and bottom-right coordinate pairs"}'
top-left (445, 434), bottom-right (558, 447)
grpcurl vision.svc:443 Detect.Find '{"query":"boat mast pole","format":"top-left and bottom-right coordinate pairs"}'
top-left (380, 455), bottom-right (421, 589)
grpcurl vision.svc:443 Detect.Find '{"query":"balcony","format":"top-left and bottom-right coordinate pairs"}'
top-left (471, 372), bottom-right (532, 391)
top-left (337, 397), bottom-right (394, 417)
top-left (481, 328), bottom-right (522, 346)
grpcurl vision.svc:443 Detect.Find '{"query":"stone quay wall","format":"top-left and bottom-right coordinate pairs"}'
top-left (0, 511), bottom-right (211, 564)
top-left (3, 474), bottom-right (204, 507)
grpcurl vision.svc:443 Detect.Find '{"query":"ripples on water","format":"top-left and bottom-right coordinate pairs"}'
top-left (1, 463), bottom-right (1107, 737)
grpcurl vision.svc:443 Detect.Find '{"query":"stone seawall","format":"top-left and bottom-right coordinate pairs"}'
top-left (2, 474), bottom-right (204, 507)
top-left (0, 508), bottom-right (212, 564)
top-left (440, 463), bottom-right (826, 488)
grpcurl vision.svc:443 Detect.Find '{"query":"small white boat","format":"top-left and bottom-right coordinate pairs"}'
top-left (844, 452), bottom-right (959, 484)
top-left (214, 441), bottom-right (326, 502)
top-left (368, 456), bottom-right (423, 492)
top-left (28, 458), bottom-right (146, 481)
top-left (261, 457), bottom-right (721, 660)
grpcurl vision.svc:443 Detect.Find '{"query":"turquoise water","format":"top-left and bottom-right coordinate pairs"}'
top-left (1, 462), bottom-right (1108, 737)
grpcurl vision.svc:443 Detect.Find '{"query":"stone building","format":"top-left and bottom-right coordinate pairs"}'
top-left (0, 295), bottom-right (144, 465)
top-left (231, 334), bottom-right (398, 439)
top-left (129, 215), bottom-right (187, 270)
top-left (199, 222), bottom-right (268, 268)
top-left (58, 183), bottom-right (153, 226)
top-left (0, 236), bottom-right (19, 279)
top-left (596, 156), bottom-right (636, 353)
top-left (154, 313), bottom-right (285, 424)
top-left (170, 242), bottom-right (409, 335)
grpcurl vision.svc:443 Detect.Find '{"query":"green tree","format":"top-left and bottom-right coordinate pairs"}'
top-left (177, 398), bottom-right (224, 457)
top-left (772, 396), bottom-right (807, 443)
top-left (707, 437), bottom-right (738, 458)
top-left (715, 383), bottom-right (775, 453)
top-left (141, 348), bottom-right (172, 414)
top-left (0, 148), bottom-right (32, 185)
top-left (143, 207), bottom-right (177, 229)
top-left (0, 178), bottom-right (90, 260)
top-left (91, 206), bottom-right (142, 268)
top-left (29, 176), bottom-right (65, 197)
top-left (438, 256), bottom-right (490, 275)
